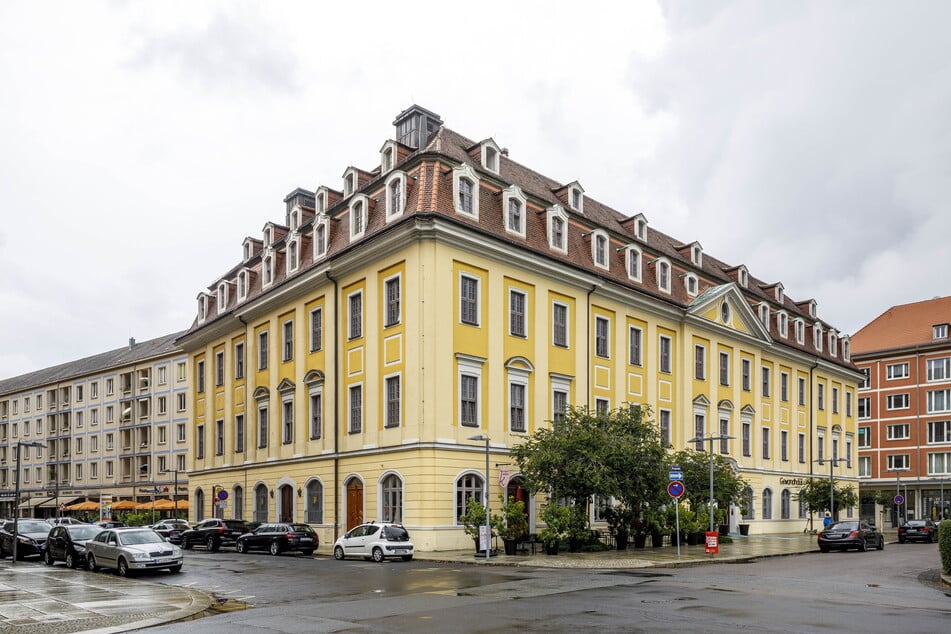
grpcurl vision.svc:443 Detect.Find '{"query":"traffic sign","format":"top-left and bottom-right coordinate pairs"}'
top-left (667, 481), bottom-right (685, 499)
top-left (217, 489), bottom-right (229, 501)
top-left (894, 494), bottom-right (904, 505)
top-left (668, 471), bottom-right (684, 481)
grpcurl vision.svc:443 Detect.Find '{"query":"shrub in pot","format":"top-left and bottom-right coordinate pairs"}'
top-left (539, 502), bottom-right (571, 555)
top-left (492, 498), bottom-right (528, 555)
top-left (460, 498), bottom-right (495, 553)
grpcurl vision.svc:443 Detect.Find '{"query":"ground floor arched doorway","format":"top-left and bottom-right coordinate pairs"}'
top-left (279, 484), bottom-right (294, 522)
top-left (345, 477), bottom-right (363, 530)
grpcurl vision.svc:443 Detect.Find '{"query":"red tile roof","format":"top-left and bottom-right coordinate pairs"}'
top-left (852, 296), bottom-right (951, 354)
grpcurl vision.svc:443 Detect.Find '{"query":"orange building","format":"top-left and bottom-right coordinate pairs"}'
top-left (852, 296), bottom-right (951, 526)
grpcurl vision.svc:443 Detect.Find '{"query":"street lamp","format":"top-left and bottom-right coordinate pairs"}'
top-left (688, 434), bottom-right (735, 533)
top-left (468, 434), bottom-right (491, 560)
top-left (13, 441), bottom-right (47, 564)
top-left (815, 457), bottom-right (847, 520)
top-left (886, 466), bottom-right (911, 527)
top-left (163, 469), bottom-right (184, 517)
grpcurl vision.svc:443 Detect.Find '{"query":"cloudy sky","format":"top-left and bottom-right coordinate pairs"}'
top-left (1, 1), bottom-right (948, 378)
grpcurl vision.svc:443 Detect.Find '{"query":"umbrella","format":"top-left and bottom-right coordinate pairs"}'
top-left (66, 501), bottom-right (100, 512)
top-left (110, 500), bottom-right (139, 511)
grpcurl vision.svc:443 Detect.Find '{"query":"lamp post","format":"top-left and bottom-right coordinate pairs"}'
top-left (13, 441), bottom-right (47, 564)
top-left (815, 457), bottom-right (847, 520)
top-left (468, 434), bottom-right (491, 560)
top-left (688, 434), bottom-right (735, 533)
top-left (163, 469), bottom-right (183, 517)
top-left (887, 466), bottom-right (911, 527)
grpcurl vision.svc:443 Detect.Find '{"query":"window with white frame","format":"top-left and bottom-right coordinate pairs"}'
top-left (243, 238), bottom-right (254, 261)
top-left (829, 330), bottom-right (837, 356)
top-left (509, 289), bottom-right (527, 337)
top-left (237, 269), bottom-right (249, 302)
top-left (813, 323), bottom-right (823, 351)
top-left (384, 275), bottom-right (401, 328)
top-left (568, 183), bottom-right (584, 213)
top-left (348, 384), bottom-right (363, 434)
top-left (348, 291), bottom-right (363, 339)
top-left (235, 413), bottom-right (245, 452)
top-left (343, 170), bottom-right (356, 196)
top-left (634, 215), bottom-right (648, 241)
top-left (927, 420), bottom-right (951, 444)
top-left (595, 316), bottom-right (610, 358)
top-left (656, 258), bottom-right (671, 292)
top-left (456, 473), bottom-right (485, 524)
top-left (258, 330), bottom-right (269, 370)
top-left (384, 374), bottom-right (401, 428)
top-left (453, 164), bottom-right (480, 219)
top-left (289, 206), bottom-right (300, 230)
top-left (659, 409), bottom-right (671, 447)
top-left (928, 389), bottom-right (951, 413)
top-left (380, 142), bottom-right (395, 174)
top-left (794, 319), bottom-right (805, 344)
top-left (458, 355), bottom-right (484, 428)
top-left (817, 383), bottom-right (825, 410)
top-left (762, 366), bottom-right (771, 397)
top-left (694, 344), bottom-right (706, 380)
top-left (217, 282), bottom-right (229, 311)
top-left (777, 311), bottom-right (788, 337)
top-left (859, 367), bottom-right (870, 388)
top-left (349, 196), bottom-right (367, 240)
top-left (886, 423), bottom-right (910, 440)
top-left (858, 426), bottom-right (871, 448)
top-left (385, 172), bottom-right (406, 220)
top-left (927, 358), bottom-right (951, 382)
top-left (596, 398), bottom-right (610, 415)
top-left (762, 427), bottom-right (771, 459)
top-left (693, 413), bottom-right (705, 451)
top-left (858, 455), bottom-right (871, 477)
top-left (262, 252), bottom-right (274, 287)
top-left (758, 303), bottom-right (769, 329)
top-left (380, 473), bottom-right (403, 523)
top-left (552, 302), bottom-right (569, 348)
top-left (313, 218), bottom-right (328, 259)
top-left (887, 454), bottom-right (909, 470)
top-left (737, 266), bottom-right (748, 288)
top-left (742, 358), bottom-right (751, 391)
top-left (282, 319), bottom-right (294, 363)
top-left (780, 372), bottom-right (789, 402)
top-left (547, 205), bottom-right (567, 253)
top-left (257, 401), bottom-right (268, 448)
top-left (629, 326), bottom-right (643, 366)
top-left (690, 243), bottom-right (702, 267)
top-left (310, 308), bottom-right (323, 351)
top-left (719, 351), bottom-right (730, 385)
top-left (625, 246), bottom-right (641, 281)
top-left (928, 452), bottom-right (951, 475)
top-left (481, 141), bottom-right (500, 173)
top-left (503, 186), bottom-right (526, 238)
top-left (798, 432), bottom-right (806, 463)
top-left (659, 335), bottom-right (672, 373)
top-left (263, 224), bottom-right (272, 245)
top-left (592, 231), bottom-right (609, 269)
top-left (508, 370), bottom-right (528, 433)
top-left (459, 274), bottom-right (480, 326)
top-left (552, 375), bottom-right (571, 426)
top-left (934, 324), bottom-right (949, 340)
top-left (887, 393), bottom-right (909, 410)
top-left (886, 363), bottom-right (909, 379)
top-left (286, 238), bottom-right (299, 274)
top-left (832, 386), bottom-right (839, 414)
top-left (309, 387), bottom-right (322, 439)
top-left (684, 273), bottom-right (698, 297)
top-left (197, 294), bottom-right (208, 322)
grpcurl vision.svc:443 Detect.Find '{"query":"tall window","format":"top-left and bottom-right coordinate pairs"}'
top-left (781, 430), bottom-right (789, 461)
top-left (659, 410), bottom-right (671, 447)
top-left (762, 427), bottom-right (771, 459)
top-left (761, 367), bottom-right (771, 397)
top-left (742, 359), bottom-right (751, 391)
top-left (510, 290), bottom-right (526, 337)
top-left (553, 303), bottom-right (568, 347)
top-left (349, 292), bottom-right (363, 339)
top-left (781, 490), bottom-right (791, 519)
top-left (385, 376), bottom-right (401, 428)
top-left (694, 345), bottom-right (706, 380)
top-left (550, 216), bottom-right (564, 250)
top-left (595, 317), bottom-right (609, 358)
top-left (254, 484), bottom-right (268, 523)
top-left (507, 198), bottom-right (522, 233)
top-left (456, 473), bottom-right (484, 523)
top-left (233, 485), bottom-right (244, 520)
top-left (657, 260), bottom-right (670, 292)
top-left (629, 327), bottom-right (642, 366)
top-left (719, 418), bottom-right (730, 454)
top-left (258, 331), bottom-right (268, 370)
top-left (310, 391), bottom-right (322, 439)
top-left (553, 389), bottom-right (568, 426)
top-left (719, 352), bottom-right (730, 386)
top-left (282, 398), bottom-right (294, 444)
top-left (742, 420), bottom-right (751, 456)
top-left (215, 419), bottom-right (224, 455)
top-left (780, 372), bottom-right (789, 402)
top-left (798, 433), bottom-right (806, 463)
top-left (460, 275), bottom-right (479, 325)
top-left (349, 385), bottom-right (363, 434)
top-left (197, 360), bottom-right (205, 393)
top-left (659, 336), bottom-right (672, 373)
top-left (461, 374), bottom-right (479, 427)
top-left (594, 235), bottom-right (608, 267)
top-left (282, 320), bottom-right (294, 362)
top-left (798, 377), bottom-right (806, 406)
top-left (818, 383), bottom-right (825, 410)
top-left (196, 424), bottom-right (205, 460)
top-left (235, 414), bottom-right (245, 453)
top-left (381, 474), bottom-right (403, 523)
top-left (458, 177), bottom-right (474, 214)
top-left (195, 489), bottom-right (205, 522)
top-left (510, 382), bottom-right (526, 432)
top-left (257, 403), bottom-right (268, 448)
top-left (385, 277), bottom-right (401, 327)
top-left (306, 480), bottom-right (323, 523)
top-left (694, 414), bottom-right (705, 451)
top-left (762, 489), bottom-right (773, 520)
top-left (235, 342), bottom-right (245, 379)
top-left (310, 308), bottom-right (323, 351)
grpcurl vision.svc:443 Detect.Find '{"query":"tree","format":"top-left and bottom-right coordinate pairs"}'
top-left (795, 478), bottom-right (858, 516)
top-left (667, 448), bottom-right (747, 516)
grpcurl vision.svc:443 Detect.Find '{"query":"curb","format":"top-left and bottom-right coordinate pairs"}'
top-left (83, 585), bottom-right (215, 634)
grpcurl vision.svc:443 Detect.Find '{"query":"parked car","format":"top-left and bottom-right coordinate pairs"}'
top-left (333, 522), bottom-right (414, 562)
top-left (95, 520), bottom-right (126, 529)
top-left (818, 520), bottom-right (884, 552)
top-left (0, 519), bottom-right (52, 559)
top-left (85, 527), bottom-right (183, 576)
top-left (235, 523), bottom-right (319, 555)
top-left (898, 519), bottom-right (939, 543)
top-left (180, 518), bottom-right (250, 552)
top-left (47, 517), bottom-right (84, 526)
top-left (43, 524), bottom-right (103, 568)
top-left (151, 519), bottom-right (190, 544)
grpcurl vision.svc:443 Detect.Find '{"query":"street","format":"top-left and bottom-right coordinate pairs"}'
top-left (143, 542), bottom-right (951, 633)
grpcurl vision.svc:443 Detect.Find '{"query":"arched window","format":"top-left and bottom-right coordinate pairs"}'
top-left (781, 489), bottom-right (791, 519)
top-left (762, 488), bottom-right (773, 520)
top-left (233, 485), bottom-right (244, 520)
top-left (195, 488), bottom-right (205, 522)
top-left (380, 474), bottom-right (403, 523)
top-left (458, 177), bottom-right (473, 214)
top-left (455, 473), bottom-right (484, 524)
top-left (306, 480), bottom-right (323, 523)
top-left (254, 483), bottom-right (268, 522)
top-left (741, 486), bottom-right (754, 520)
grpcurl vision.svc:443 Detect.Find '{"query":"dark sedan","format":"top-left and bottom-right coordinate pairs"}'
top-left (151, 519), bottom-right (190, 545)
top-left (0, 519), bottom-right (52, 559)
top-left (898, 519), bottom-right (939, 543)
top-left (235, 523), bottom-right (319, 555)
top-left (44, 524), bottom-right (103, 568)
top-left (818, 520), bottom-right (884, 552)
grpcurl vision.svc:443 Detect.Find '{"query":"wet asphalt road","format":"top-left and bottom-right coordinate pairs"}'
top-left (146, 543), bottom-right (951, 633)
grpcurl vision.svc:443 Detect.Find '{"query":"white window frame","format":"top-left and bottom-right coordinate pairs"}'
top-left (927, 389), bottom-right (951, 413)
top-left (509, 288), bottom-right (528, 338)
top-left (886, 423), bottom-right (910, 440)
top-left (886, 363), bottom-right (910, 380)
top-left (629, 326), bottom-right (643, 366)
top-left (348, 290), bottom-right (363, 340)
top-left (927, 358), bottom-right (951, 382)
top-left (684, 273), bottom-right (698, 297)
top-left (886, 393), bottom-right (910, 410)
top-left (887, 454), bottom-right (910, 470)
top-left (758, 303), bottom-right (770, 329)
top-left (777, 311), bottom-right (788, 338)
top-left (655, 257), bottom-right (671, 293)
top-left (197, 293), bottom-right (209, 323)
top-left (568, 182), bottom-right (584, 214)
top-left (481, 139), bottom-right (500, 173)
top-left (592, 231), bottom-right (609, 270)
top-left (384, 171), bottom-right (407, 221)
top-left (286, 236), bottom-right (300, 275)
top-left (261, 249), bottom-right (274, 289)
top-left (384, 372), bottom-right (401, 429)
top-left (625, 245), bottom-right (642, 282)
top-left (457, 354), bottom-right (485, 428)
top-left (459, 273), bottom-right (481, 326)
top-left (502, 185), bottom-right (527, 239)
top-left (794, 318), bottom-right (805, 344)
top-left (349, 194), bottom-right (369, 240)
top-left (348, 383), bottom-right (363, 434)
top-left (313, 215), bottom-right (329, 260)
top-left (813, 323), bottom-right (823, 352)
top-left (308, 386), bottom-right (322, 440)
top-left (217, 282), bottom-right (229, 312)
top-left (737, 265), bottom-right (748, 288)
top-left (547, 204), bottom-right (568, 253)
top-left (453, 163), bottom-right (480, 219)
top-left (380, 140), bottom-right (397, 174)
top-left (633, 213), bottom-right (648, 242)
top-left (552, 301), bottom-right (569, 348)
top-left (508, 367), bottom-right (530, 433)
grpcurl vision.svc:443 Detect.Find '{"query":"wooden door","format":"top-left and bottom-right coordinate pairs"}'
top-left (280, 485), bottom-right (293, 522)
top-left (346, 481), bottom-right (364, 530)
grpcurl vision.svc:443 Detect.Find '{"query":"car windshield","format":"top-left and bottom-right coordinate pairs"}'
top-left (828, 522), bottom-right (859, 531)
top-left (118, 530), bottom-right (164, 545)
top-left (290, 524), bottom-right (315, 534)
top-left (17, 521), bottom-right (51, 533)
top-left (906, 521), bottom-right (927, 527)
top-left (67, 525), bottom-right (102, 540)
top-left (382, 526), bottom-right (410, 541)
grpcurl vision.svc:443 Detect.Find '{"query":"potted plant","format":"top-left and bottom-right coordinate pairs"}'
top-left (567, 504), bottom-right (589, 552)
top-left (539, 502), bottom-right (571, 555)
top-left (603, 506), bottom-right (634, 550)
top-left (460, 498), bottom-right (494, 554)
top-left (492, 498), bottom-right (528, 556)
top-left (645, 508), bottom-right (666, 548)
top-left (739, 507), bottom-right (751, 536)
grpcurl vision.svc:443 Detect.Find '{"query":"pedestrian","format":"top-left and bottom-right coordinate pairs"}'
top-left (823, 511), bottom-right (833, 528)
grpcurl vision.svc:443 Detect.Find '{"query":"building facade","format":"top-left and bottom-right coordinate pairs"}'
top-left (852, 296), bottom-right (951, 526)
top-left (0, 334), bottom-right (190, 518)
top-left (179, 105), bottom-right (861, 551)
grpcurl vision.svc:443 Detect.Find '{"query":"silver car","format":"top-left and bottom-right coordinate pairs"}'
top-left (86, 527), bottom-right (183, 576)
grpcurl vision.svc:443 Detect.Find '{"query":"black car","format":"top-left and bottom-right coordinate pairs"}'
top-left (151, 519), bottom-right (190, 545)
top-left (898, 519), bottom-right (939, 543)
top-left (43, 524), bottom-right (103, 568)
top-left (0, 519), bottom-right (52, 559)
top-left (235, 523), bottom-right (319, 555)
top-left (818, 520), bottom-right (885, 552)
top-left (181, 518), bottom-right (250, 552)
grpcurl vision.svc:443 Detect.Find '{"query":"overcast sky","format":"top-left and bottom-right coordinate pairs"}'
top-left (1, 1), bottom-right (949, 379)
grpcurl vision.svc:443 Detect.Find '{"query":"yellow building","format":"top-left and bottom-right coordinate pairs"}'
top-left (178, 105), bottom-right (860, 550)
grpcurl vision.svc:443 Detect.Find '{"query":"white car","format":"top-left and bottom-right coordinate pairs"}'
top-left (86, 527), bottom-right (183, 576)
top-left (333, 522), bottom-right (414, 562)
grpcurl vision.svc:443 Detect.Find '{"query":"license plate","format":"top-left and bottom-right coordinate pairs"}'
top-left (153, 558), bottom-right (174, 564)
top-left (301, 538), bottom-right (313, 543)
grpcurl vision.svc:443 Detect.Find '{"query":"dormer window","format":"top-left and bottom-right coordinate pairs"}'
top-left (262, 250), bottom-right (274, 288)
top-left (689, 242), bottom-right (702, 267)
top-left (216, 282), bottom-right (229, 310)
top-left (263, 225), bottom-right (272, 246)
top-left (934, 324), bottom-right (949, 340)
top-left (237, 269), bottom-right (250, 302)
top-left (684, 273), bottom-right (698, 297)
top-left (286, 238), bottom-right (300, 274)
top-left (591, 230), bottom-right (609, 270)
top-left (313, 217), bottom-right (328, 260)
top-left (758, 303), bottom-right (770, 329)
top-left (841, 336), bottom-right (851, 361)
top-left (655, 257), bottom-right (671, 292)
top-left (632, 213), bottom-right (648, 242)
top-left (502, 185), bottom-right (527, 238)
top-left (625, 246), bottom-right (642, 282)
top-left (738, 266), bottom-right (748, 288)
top-left (776, 311), bottom-right (788, 337)
top-left (547, 205), bottom-right (568, 254)
top-left (243, 239), bottom-right (253, 262)
top-left (828, 329), bottom-right (837, 357)
top-left (197, 293), bottom-right (209, 323)
top-left (774, 283), bottom-right (784, 303)
top-left (289, 207), bottom-right (300, 231)
top-left (385, 172), bottom-right (406, 221)
top-left (315, 188), bottom-right (327, 214)
top-left (567, 181), bottom-right (584, 214)
top-left (349, 195), bottom-right (368, 240)
top-left (480, 139), bottom-right (501, 173)
top-left (452, 163), bottom-right (480, 219)
top-left (380, 141), bottom-right (397, 174)
top-left (794, 318), bottom-right (805, 344)
top-left (343, 169), bottom-right (357, 196)
top-left (808, 300), bottom-right (817, 317)
top-left (813, 323), bottom-right (823, 352)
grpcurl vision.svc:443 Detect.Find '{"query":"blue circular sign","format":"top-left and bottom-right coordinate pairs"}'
top-left (894, 494), bottom-right (904, 505)
top-left (668, 481), bottom-right (685, 499)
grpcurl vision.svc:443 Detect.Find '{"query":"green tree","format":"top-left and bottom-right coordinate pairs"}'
top-left (795, 478), bottom-right (858, 516)
top-left (602, 405), bottom-right (669, 529)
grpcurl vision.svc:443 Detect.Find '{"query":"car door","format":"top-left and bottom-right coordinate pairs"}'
top-left (250, 524), bottom-right (271, 550)
top-left (341, 525), bottom-right (367, 555)
top-left (101, 531), bottom-right (121, 567)
top-left (89, 530), bottom-right (112, 566)
top-left (49, 526), bottom-right (66, 559)
top-left (358, 525), bottom-right (381, 556)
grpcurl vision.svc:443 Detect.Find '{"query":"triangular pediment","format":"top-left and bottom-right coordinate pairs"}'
top-left (276, 378), bottom-right (296, 393)
top-left (693, 394), bottom-right (711, 407)
top-left (687, 283), bottom-right (773, 344)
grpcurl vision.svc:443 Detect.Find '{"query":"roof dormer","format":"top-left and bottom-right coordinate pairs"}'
top-left (349, 193), bottom-right (370, 241)
top-left (758, 302), bottom-right (770, 330)
top-left (262, 222), bottom-right (276, 247)
top-left (196, 292), bottom-right (210, 324)
top-left (385, 170), bottom-right (407, 221)
top-left (629, 212), bottom-right (649, 242)
top-left (760, 282), bottom-right (784, 304)
top-left (452, 163), bottom-right (480, 219)
top-left (776, 310), bottom-right (788, 338)
top-left (242, 237), bottom-right (261, 262)
top-left (840, 335), bottom-right (851, 362)
top-left (553, 180), bottom-right (585, 214)
top-left (546, 204), bottom-right (568, 254)
top-left (813, 322), bottom-right (824, 352)
top-left (726, 264), bottom-right (750, 288)
top-left (393, 104), bottom-right (443, 149)
top-left (480, 138), bottom-right (502, 174)
top-left (796, 299), bottom-right (817, 318)
top-left (237, 268), bottom-right (252, 303)
top-left (828, 329), bottom-right (838, 357)
top-left (216, 281), bottom-right (230, 312)
top-left (342, 167), bottom-right (359, 197)
top-left (502, 184), bottom-right (527, 239)
top-left (380, 140), bottom-right (398, 174)
top-left (677, 241), bottom-right (702, 267)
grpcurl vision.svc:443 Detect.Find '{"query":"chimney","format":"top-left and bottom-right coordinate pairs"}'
top-left (129, 337), bottom-right (136, 349)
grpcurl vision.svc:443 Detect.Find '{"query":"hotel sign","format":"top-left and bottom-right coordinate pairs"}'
top-left (779, 477), bottom-right (807, 486)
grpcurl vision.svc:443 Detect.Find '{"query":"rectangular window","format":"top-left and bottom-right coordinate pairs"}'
top-left (349, 292), bottom-right (363, 339)
top-left (461, 374), bottom-right (479, 427)
top-left (694, 345), bottom-right (706, 380)
top-left (742, 421), bottom-right (751, 456)
top-left (282, 320), bottom-right (294, 362)
top-left (310, 392), bottom-right (322, 439)
top-left (234, 414), bottom-right (245, 452)
top-left (845, 390), bottom-right (853, 417)
top-left (215, 419), bottom-right (224, 456)
top-left (887, 423), bottom-right (910, 440)
top-left (762, 367), bottom-right (771, 397)
top-left (510, 382), bottom-right (526, 432)
top-left (629, 327), bottom-right (643, 366)
top-left (235, 342), bottom-right (245, 379)
top-left (659, 409), bottom-right (671, 447)
top-left (90, 382), bottom-right (98, 399)
top-left (927, 358), bottom-right (951, 382)
top-left (197, 360), bottom-right (205, 393)
top-left (176, 393), bottom-right (186, 412)
top-left (257, 404), bottom-right (268, 448)
top-left (158, 396), bottom-right (167, 415)
top-left (858, 456), bottom-right (871, 477)
top-left (595, 317), bottom-right (609, 358)
top-left (781, 430), bottom-right (789, 461)
top-left (258, 331), bottom-right (269, 370)
top-left (310, 308), bottom-right (323, 351)
top-left (887, 454), bottom-right (910, 470)
top-left (385, 277), bottom-right (401, 327)
top-left (719, 352), bottom-right (730, 386)
top-left (719, 419), bottom-right (729, 454)
top-left (858, 427), bottom-right (871, 448)
top-left (858, 396), bottom-right (870, 419)
top-left (927, 420), bottom-right (951, 444)
top-left (282, 399), bottom-right (294, 444)
top-left (818, 383), bottom-right (825, 410)
top-left (106, 378), bottom-right (114, 395)
top-left (659, 336), bottom-right (672, 373)
top-left (76, 386), bottom-right (83, 402)
top-left (509, 289), bottom-right (526, 337)
top-left (106, 432), bottom-right (114, 450)
top-left (886, 363), bottom-right (909, 379)
top-left (385, 376), bottom-right (401, 428)
top-left (596, 398), bottom-right (610, 415)
top-left (106, 461), bottom-right (114, 478)
top-left (349, 385), bottom-right (363, 433)
top-left (780, 372), bottom-right (789, 402)
top-left (846, 438), bottom-right (852, 468)
top-left (818, 435), bottom-right (825, 461)
top-left (460, 275), bottom-right (479, 325)
top-left (196, 424), bottom-right (205, 460)
top-left (887, 393), bottom-right (910, 410)
top-left (694, 414), bottom-right (705, 451)
top-left (215, 351), bottom-right (224, 386)
top-left (742, 359), bottom-right (751, 391)
top-left (798, 433), bottom-right (806, 463)
top-left (927, 389), bottom-right (951, 413)
top-left (553, 303), bottom-right (568, 347)
top-left (859, 367), bottom-right (870, 389)
top-left (157, 368), bottom-right (166, 386)
top-left (832, 387), bottom-right (839, 414)
top-left (927, 452), bottom-right (951, 475)
top-left (762, 427), bottom-right (771, 459)
top-left (553, 389), bottom-right (568, 426)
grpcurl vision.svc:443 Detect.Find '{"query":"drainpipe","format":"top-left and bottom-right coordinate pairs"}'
top-left (914, 347), bottom-right (922, 520)
top-left (326, 270), bottom-right (340, 542)
top-left (586, 281), bottom-right (600, 409)
top-left (808, 358), bottom-right (819, 531)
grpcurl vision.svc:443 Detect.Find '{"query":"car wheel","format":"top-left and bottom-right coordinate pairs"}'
top-left (333, 546), bottom-right (345, 560)
top-left (898, 538), bottom-right (905, 544)
top-left (117, 557), bottom-right (131, 577)
top-left (371, 547), bottom-right (385, 563)
top-left (236, 540), bottom-right (247, 554)
top-left (87, 553), bottom-right (98, 572)
top-left (301, 550), bottom-right (314, 556)
top-left (182, 538), bottom-right (192, 550)
top-left (819, 546), bottom-right (830, 553)
top-left (858, 539), bottom-right (867, 552)
top-left (168, 565), bottom-right (182, 573)
top-left (269, 541), bottom-right (282, 556)
top-left (66, 552), bottom-right (77, 569)
top-left (206, 536), bottom-right (219, 552)
top-left (401, 555), bottom-right (413, 561)
top-left (877, 537), bottom-right (884, 551)
top-left (44, 550), bottom-right (54, 566)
